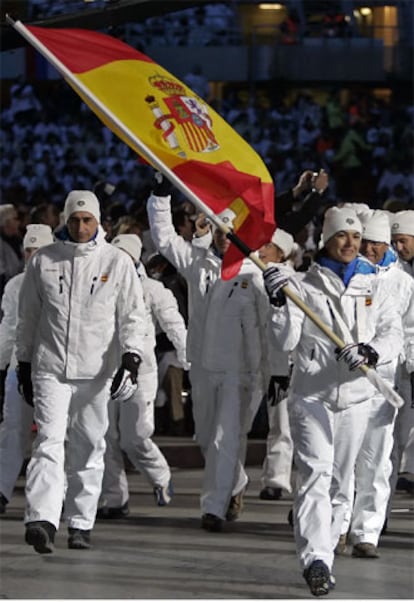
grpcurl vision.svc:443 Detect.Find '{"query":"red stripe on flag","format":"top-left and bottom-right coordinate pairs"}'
top-left (175, 159), bottom-right (275, 280)
top-left (26, 25), bottom-right (154, 73)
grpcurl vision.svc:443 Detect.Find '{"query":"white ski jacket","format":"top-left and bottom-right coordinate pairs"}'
top-left (376, 261), bottom-right (414, 375)
top-left (0, 272), bottom-right (24, 371)
top-left (16, 227), bottom-right (146, 380)
top-left (269, 262), bottom-right (402, 409)
top-left (147, 193), bottom-right (268, 376)
top-left (200, 259), bottom-right (268, 375)
top-left (147, 193), bottom-right (222, 363)
top-left (137, 263), bottom-right (188, 374)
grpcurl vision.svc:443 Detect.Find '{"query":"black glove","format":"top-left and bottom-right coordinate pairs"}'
top-left (335, 343), bottom-right (379, 372)
top-left (121, 352), bottom-right (142, 384)
top-left (16, 362), bottom-right (33, 407)
top-left (152, 171), bottom-right (173, 197)
top-left (267, 375), bottom-right (290, 406)
top-left (263, 266), bottom-right (289, 307)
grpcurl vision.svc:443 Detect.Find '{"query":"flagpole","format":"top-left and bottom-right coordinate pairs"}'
top-left (8, 15), bottom-right (403, 409)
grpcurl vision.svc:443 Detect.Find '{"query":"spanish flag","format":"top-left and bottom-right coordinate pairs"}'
top-left (15, 22), bottom-right (275, 278)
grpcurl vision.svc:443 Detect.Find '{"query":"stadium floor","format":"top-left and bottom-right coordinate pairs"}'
top-left (1, 438), bottom-right (413, 600)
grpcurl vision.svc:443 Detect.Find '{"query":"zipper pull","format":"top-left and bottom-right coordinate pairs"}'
top-left (90, 276), bottom-right (98, 295)
top-left (228, 282), bottom-right (238, 298)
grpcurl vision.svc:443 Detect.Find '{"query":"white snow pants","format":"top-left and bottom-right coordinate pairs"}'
top-left (25, 373), bottom-right (110, 531)
top-left (387, 368), bottom-right (414, 516)
top-left (391, 368), bottom-right (414, 475)
top-left (0, 369), bottom-right (33, 501)
top-left (100, 370), bottom-right (170, 508)
top-left (260, 396), bottom-right (293, 492)
top-left (340, 394), bottom-right (396, 544)
top-left (289, 395), bottom-right (373, 571)
top-left (190, 363), bottom-right (262, 519)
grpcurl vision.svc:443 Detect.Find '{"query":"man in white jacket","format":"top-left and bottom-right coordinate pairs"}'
top-left (390, 210), bottom-right (414, 496)
top-left (16, 191), bottom-right (147, 554)
top-left (263, 207), bottom-right (402, 596)
top-left (0, 224), bottom-right (54, 515)
top-left (147, 175), bottom-right (268, 532)
top-left (96, 233), bottom-right (188, 517)
top-left (257, 228), bottom-right (296, 502)
top-left (335, 210), bottom-right (413, 556)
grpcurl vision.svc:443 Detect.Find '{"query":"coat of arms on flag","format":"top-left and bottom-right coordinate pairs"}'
top-left (146, 75), bottom-right (219, 157)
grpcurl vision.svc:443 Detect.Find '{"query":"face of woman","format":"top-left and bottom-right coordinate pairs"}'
top-left (258, 242), bottom-right (285, 265)
top-left (324, 230), bottom-right (361, 263)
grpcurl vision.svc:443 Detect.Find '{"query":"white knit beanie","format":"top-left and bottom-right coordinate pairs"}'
top-left (63, 190), bottom-right (101, 224)
top-left (322, 207), bottom-right (362, 245)
top-left (111, 233), bottom-right (143, 263)
top-left (271, 228), bottom-right (294, 258)
top-left (391, 210), bottom-right (414, 237)
top-left (361, 210), bottom-right (391, 244)
top-left (23, 224), bottom-right (54, 249)
top-left (341, 202), bottom-right (373, 223)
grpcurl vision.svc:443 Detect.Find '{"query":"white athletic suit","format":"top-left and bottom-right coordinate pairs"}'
top-left (100, 264), bottom-right (188, 507)
top-left (16, 227), bottom-right (146, 531)
top-left (0, 273), bottom-right (34, 502)
top-left (147, 193), bottom-right (268, 519)
top-left (260, 262), bottom-right (296, 494)
top-left (268, 261), bottom-right (402, 571)
top-left (342, 258), bottom-right (414, 544)
top-left (389, 257), bottom-right (414, 498)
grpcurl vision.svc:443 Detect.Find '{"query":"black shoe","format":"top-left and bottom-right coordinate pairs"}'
top-left (287, 508), bottom-right (294, 527)
top-left (396, 473), bottom-right (414, 494)
top-left (201, 513), bottom-right (223, 532)
top-left (303, 560), bottom-right (334, 597)
top-left (96, 502), bottom-right (129, 519)
top-left (25, 521), bottom-right (56, 554)
top-left (259, 486), bottom-right (282, 501)
top-left (68, 528), bottom-right (91, 550)
top-left (0, 493), bottom-right (8, 514)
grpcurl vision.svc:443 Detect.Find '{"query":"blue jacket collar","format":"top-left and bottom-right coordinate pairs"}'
top-left (316, 253), bottom-right (376, 286)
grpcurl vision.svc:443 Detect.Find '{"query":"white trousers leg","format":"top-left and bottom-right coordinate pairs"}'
top-left (101, 370), bottom-right (171, 507)
top-left (350, 395), bottom-right (396, 545)
top-left (25, 374), bottom-right (110, 531)
top-left (0, 369), bottom-right (33, 501)
top-left (261, 396), bottom-right (293, 492)
top-left (120, 371), bottom-right (170, 488)
top-left (230, 384), bottom-right (264, 498)
top-left (100, 398), bottom-right (129, 508)
top-left (200, 371), bottom-right (253, 519)
top-left (330, 401), bottom-right (371, 548)
top-left (387, 368), bottom-right (414, 516)
top-left (189, 361), bottom-right (211, 457)
top-left (396, 370), bottom-right (414, 473)
top-left (289, 396), bottom-right (370, 571)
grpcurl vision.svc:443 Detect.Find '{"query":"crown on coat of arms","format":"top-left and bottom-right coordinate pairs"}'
top-left (149, 74), bottom-right (186, 97)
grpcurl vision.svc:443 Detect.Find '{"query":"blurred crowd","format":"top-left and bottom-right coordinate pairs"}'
top-left (1, 75), bottom-right (413, 226)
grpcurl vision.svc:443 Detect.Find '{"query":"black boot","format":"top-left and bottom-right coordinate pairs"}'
top-left (25, 520), bottom-right (56, 554)
top-left (68, 527), bottom-right (91, 550)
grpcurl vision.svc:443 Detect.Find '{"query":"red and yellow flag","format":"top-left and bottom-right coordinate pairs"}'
top-left (25, 25), bottom-right (275, 278)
